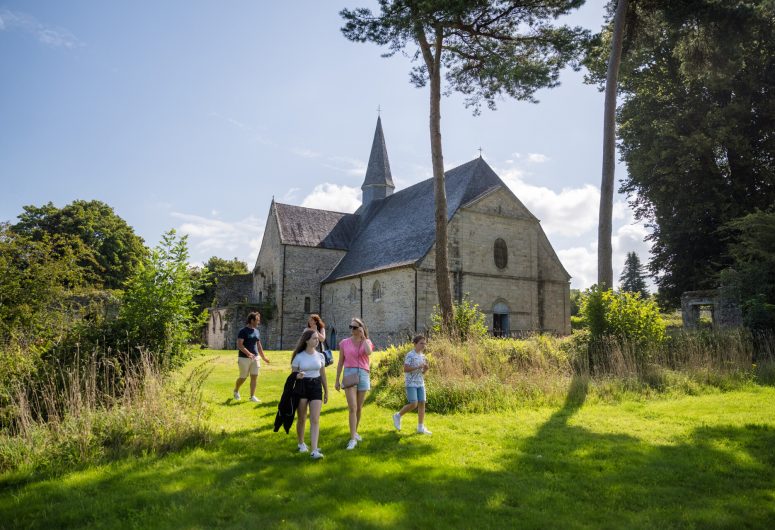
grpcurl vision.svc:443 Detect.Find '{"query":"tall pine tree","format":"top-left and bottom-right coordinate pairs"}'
top-left (619, 251), bottom-right (648, 298)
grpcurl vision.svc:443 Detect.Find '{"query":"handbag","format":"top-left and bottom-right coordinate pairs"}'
top-left (322, 348), bottom-right (334, 367)
top-left (341, 372), bottom-right (359, 388)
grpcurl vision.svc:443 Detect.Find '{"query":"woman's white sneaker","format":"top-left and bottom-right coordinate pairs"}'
top-left (310, 449), bottom-right (324, 459)
top-left (298, 442), bottom-right (309, 453)
top-left (417, 425), bottom-right (432, 435)
top-left (392, 412), bottom-right (402, 431)
top-left (346, 439), bottom-right (358, 450)
top-left (354, 433), bottom-right (362, 442)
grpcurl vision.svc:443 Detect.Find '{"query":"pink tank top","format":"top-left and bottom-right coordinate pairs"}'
top-left (339, 337), bottom-right (373, 371)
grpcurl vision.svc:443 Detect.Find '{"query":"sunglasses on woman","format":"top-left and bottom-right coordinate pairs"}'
top-left (349, 325), bottom-right (361, 330)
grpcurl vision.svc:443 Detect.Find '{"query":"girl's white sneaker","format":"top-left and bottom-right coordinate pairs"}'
top-left (346, 439), bottom-right (358, 450)
top-left (417, 425), bottom-right (432, 435)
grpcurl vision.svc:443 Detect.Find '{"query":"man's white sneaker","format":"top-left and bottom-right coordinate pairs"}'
top-left (233, 391), bottom-right (240, 400)
top-left (346, 439), bottom-right (358, 450)
top-left (298, 442), bottom-right (309, 453)
top-left (310, 449), bottom-right (324, 460)
top-left (417, 425), bottom-right (432, 435)
top-left (354, 433), bottom-right (362, 442)
top-left (392, 412), bottom-right (402, 431)
top-left (249, 396), bottom-right (260, 403)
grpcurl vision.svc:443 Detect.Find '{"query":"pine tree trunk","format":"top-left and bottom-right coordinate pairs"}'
top-left (598, 0), bottom-right (628, 290)
top-left (429, 60), bottom-right (454, 327)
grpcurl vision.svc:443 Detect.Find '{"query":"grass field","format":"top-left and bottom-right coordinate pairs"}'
top-left (2, 349), bottom-right (774, 529)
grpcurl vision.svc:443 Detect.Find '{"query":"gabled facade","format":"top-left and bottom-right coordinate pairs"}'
top-left (205, 119), bottom-right (571, 350)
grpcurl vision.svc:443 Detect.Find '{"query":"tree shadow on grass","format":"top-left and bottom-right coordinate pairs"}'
top-left (2, 376), bottom-right (774, 529)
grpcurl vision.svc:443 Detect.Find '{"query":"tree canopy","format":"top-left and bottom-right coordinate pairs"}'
top-left (586, 0), bottom-right (775, 307)
top-left (619, 251), bottom-right (648, 298)
top-left (13, 200), bottom-right (146, 290)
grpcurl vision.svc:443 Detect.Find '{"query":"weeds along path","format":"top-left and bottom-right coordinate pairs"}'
top-left (2, 350), bottom-right (775, 529)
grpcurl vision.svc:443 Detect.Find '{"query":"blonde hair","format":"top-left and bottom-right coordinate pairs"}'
top-left (352, 317), bottom-right (369, 339)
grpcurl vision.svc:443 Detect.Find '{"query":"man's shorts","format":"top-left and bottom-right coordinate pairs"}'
top-left (406, 386), bottom-right (426, 403)
top-left (237, 357), bottom-right (259, 378)
top-left (343, 367), bottom-right (370, 391)
top-left (295, 377), bottom-right (323, 401)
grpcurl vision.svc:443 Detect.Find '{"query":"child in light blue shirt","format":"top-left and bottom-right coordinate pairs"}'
top-left (392, 335), bottom-right (431, 435)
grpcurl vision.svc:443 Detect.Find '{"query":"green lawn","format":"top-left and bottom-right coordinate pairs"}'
top-left (2, 349), bottom-right (774, 529)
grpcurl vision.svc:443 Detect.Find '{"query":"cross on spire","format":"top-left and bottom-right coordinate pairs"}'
top-left (377, 104), bottom-right (381, 116)
top-left (478, 146), bottom-right (483, 158)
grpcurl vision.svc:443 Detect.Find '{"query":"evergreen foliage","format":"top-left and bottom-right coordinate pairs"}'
top-left (721, 210), bottom-right (775, 330)
top-left (585, 0), bottom-right (775, 307)
top-left (190, 256), bottom-right (249, 316)
top-left (619, 251), bottom-right (649, 298)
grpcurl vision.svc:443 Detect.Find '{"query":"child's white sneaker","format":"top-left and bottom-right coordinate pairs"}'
top-left (392, 412), bottom-right (402, 431)
top-left (346, 439), bottom-right (358, 450)
top-left (233, 391), bottom-right (240, 400)
top-left (310, 449), bottom-right (324, 460)
top-left (417, 425), bottom-right (432, 435)
top-left (298, 442), bottom-right (309, 453)
top-left (249, 396), bottom-right (260, 403)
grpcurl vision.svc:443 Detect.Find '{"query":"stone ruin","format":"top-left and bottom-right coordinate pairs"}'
top-left (681, 287), bottom-right (743, 329)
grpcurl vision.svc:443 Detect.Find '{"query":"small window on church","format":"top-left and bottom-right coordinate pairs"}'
top-left (494, 238), bottom-right (508, 269)
top-left (372, 280), bottom-right (382, 302)
top-left (348, 284), bottom-right (357, 302)
top-left (304, 296), bottom-right (311, 313)
top-left (258, 291), bottom-right (263, 303)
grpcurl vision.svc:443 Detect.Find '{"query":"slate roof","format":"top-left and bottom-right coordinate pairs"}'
top-left (362, 116), bottom-right (394, 189)
top-left (274, 202), bottom-right (358, 250)
top-left (323, 157), bottom-right (507, 282)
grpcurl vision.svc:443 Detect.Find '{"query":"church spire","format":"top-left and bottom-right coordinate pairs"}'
top-left (361, 116), bottom-right (395, 208)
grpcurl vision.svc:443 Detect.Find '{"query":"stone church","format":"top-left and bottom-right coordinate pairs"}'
top-left (205, 117), bottom-right (571, 350)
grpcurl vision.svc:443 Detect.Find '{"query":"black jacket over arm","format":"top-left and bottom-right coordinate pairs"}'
top-left (273, 372), bottom-right (300, 434)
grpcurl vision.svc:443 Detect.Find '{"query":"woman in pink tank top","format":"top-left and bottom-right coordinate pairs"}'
top-left (335, 317), bottom-right (373, 450)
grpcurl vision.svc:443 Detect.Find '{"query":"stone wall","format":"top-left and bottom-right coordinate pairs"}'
top-left (252, 211), bottom-right (284, 348)
top-left (204, 304), bottom-right (266, 351)
top-left (214, 273), bottom-right (252, 306)
top-left (416, 188), bottom-right (571, 335)
top-left (276, 245), bottom-right (347, 349)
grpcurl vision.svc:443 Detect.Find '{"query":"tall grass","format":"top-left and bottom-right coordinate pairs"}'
top-left (0, 350), bottom-right (213, 477)
top-left (371, 329), bottom-right (775, 413)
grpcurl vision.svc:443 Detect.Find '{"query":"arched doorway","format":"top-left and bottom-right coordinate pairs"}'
top-left (493, 302), bottom-right (510, 337)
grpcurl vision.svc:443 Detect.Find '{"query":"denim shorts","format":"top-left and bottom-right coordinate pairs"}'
top-left (343, 367), bottom-right (370, 391)
top-left (406, 386), bottom-right (426, 403)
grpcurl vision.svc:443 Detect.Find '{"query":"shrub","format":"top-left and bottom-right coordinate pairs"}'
top-left (582, 286), bottom-right (666, 345)
top-left (430, 297), bottom-right (488, 342)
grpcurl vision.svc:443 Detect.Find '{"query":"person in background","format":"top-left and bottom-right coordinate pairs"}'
top-left (291, 329), bottom-right (328, 460)
top-left (233, 312), bottom-right (270, 402)
top-left (392, 335), bottom-right (432, 435)
top-left (335, 317), bottom-right (373, 450)
top-left (305, 314), bottom-right (326, 351)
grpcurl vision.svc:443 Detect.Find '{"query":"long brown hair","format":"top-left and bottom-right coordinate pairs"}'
top-left (352, 317), bottom-right (369, 339)
top-left (308, 313), bottom-right (325, 331)
top-left (291, 329), bottom-right (317, 364)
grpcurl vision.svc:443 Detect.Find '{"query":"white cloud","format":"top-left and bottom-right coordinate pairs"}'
top-left (282, 187), bottom-right (300, 202)
top-left (527, 153), bottom-right (549, 163)
top-left (171, 212), bottom-right (264, 268)
top-left (291, 147), bottom-right (321, 159)
top-left (0, 9), bottom-right (82, 48)
top-left (322, 156), bottom-right (366, 177)
top-left (300, 183), bottom-right (361, 213)
top-left (557, 209), bottom-right (652, 290)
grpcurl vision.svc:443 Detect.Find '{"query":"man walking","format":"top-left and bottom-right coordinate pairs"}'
top-left (234, 311), bottom-right (270, 402)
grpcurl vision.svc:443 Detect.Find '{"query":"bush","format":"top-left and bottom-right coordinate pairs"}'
top-left (430, 297), bottom-right (488, 342)
top-left (582, 286), bottom-right (666, 345)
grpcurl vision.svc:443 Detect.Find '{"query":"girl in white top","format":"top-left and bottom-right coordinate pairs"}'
top-left (291, 329), bottom-right (329, 459)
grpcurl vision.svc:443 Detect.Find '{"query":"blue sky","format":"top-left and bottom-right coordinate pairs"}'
top-left (0, 0), bottom-right (650, 289)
